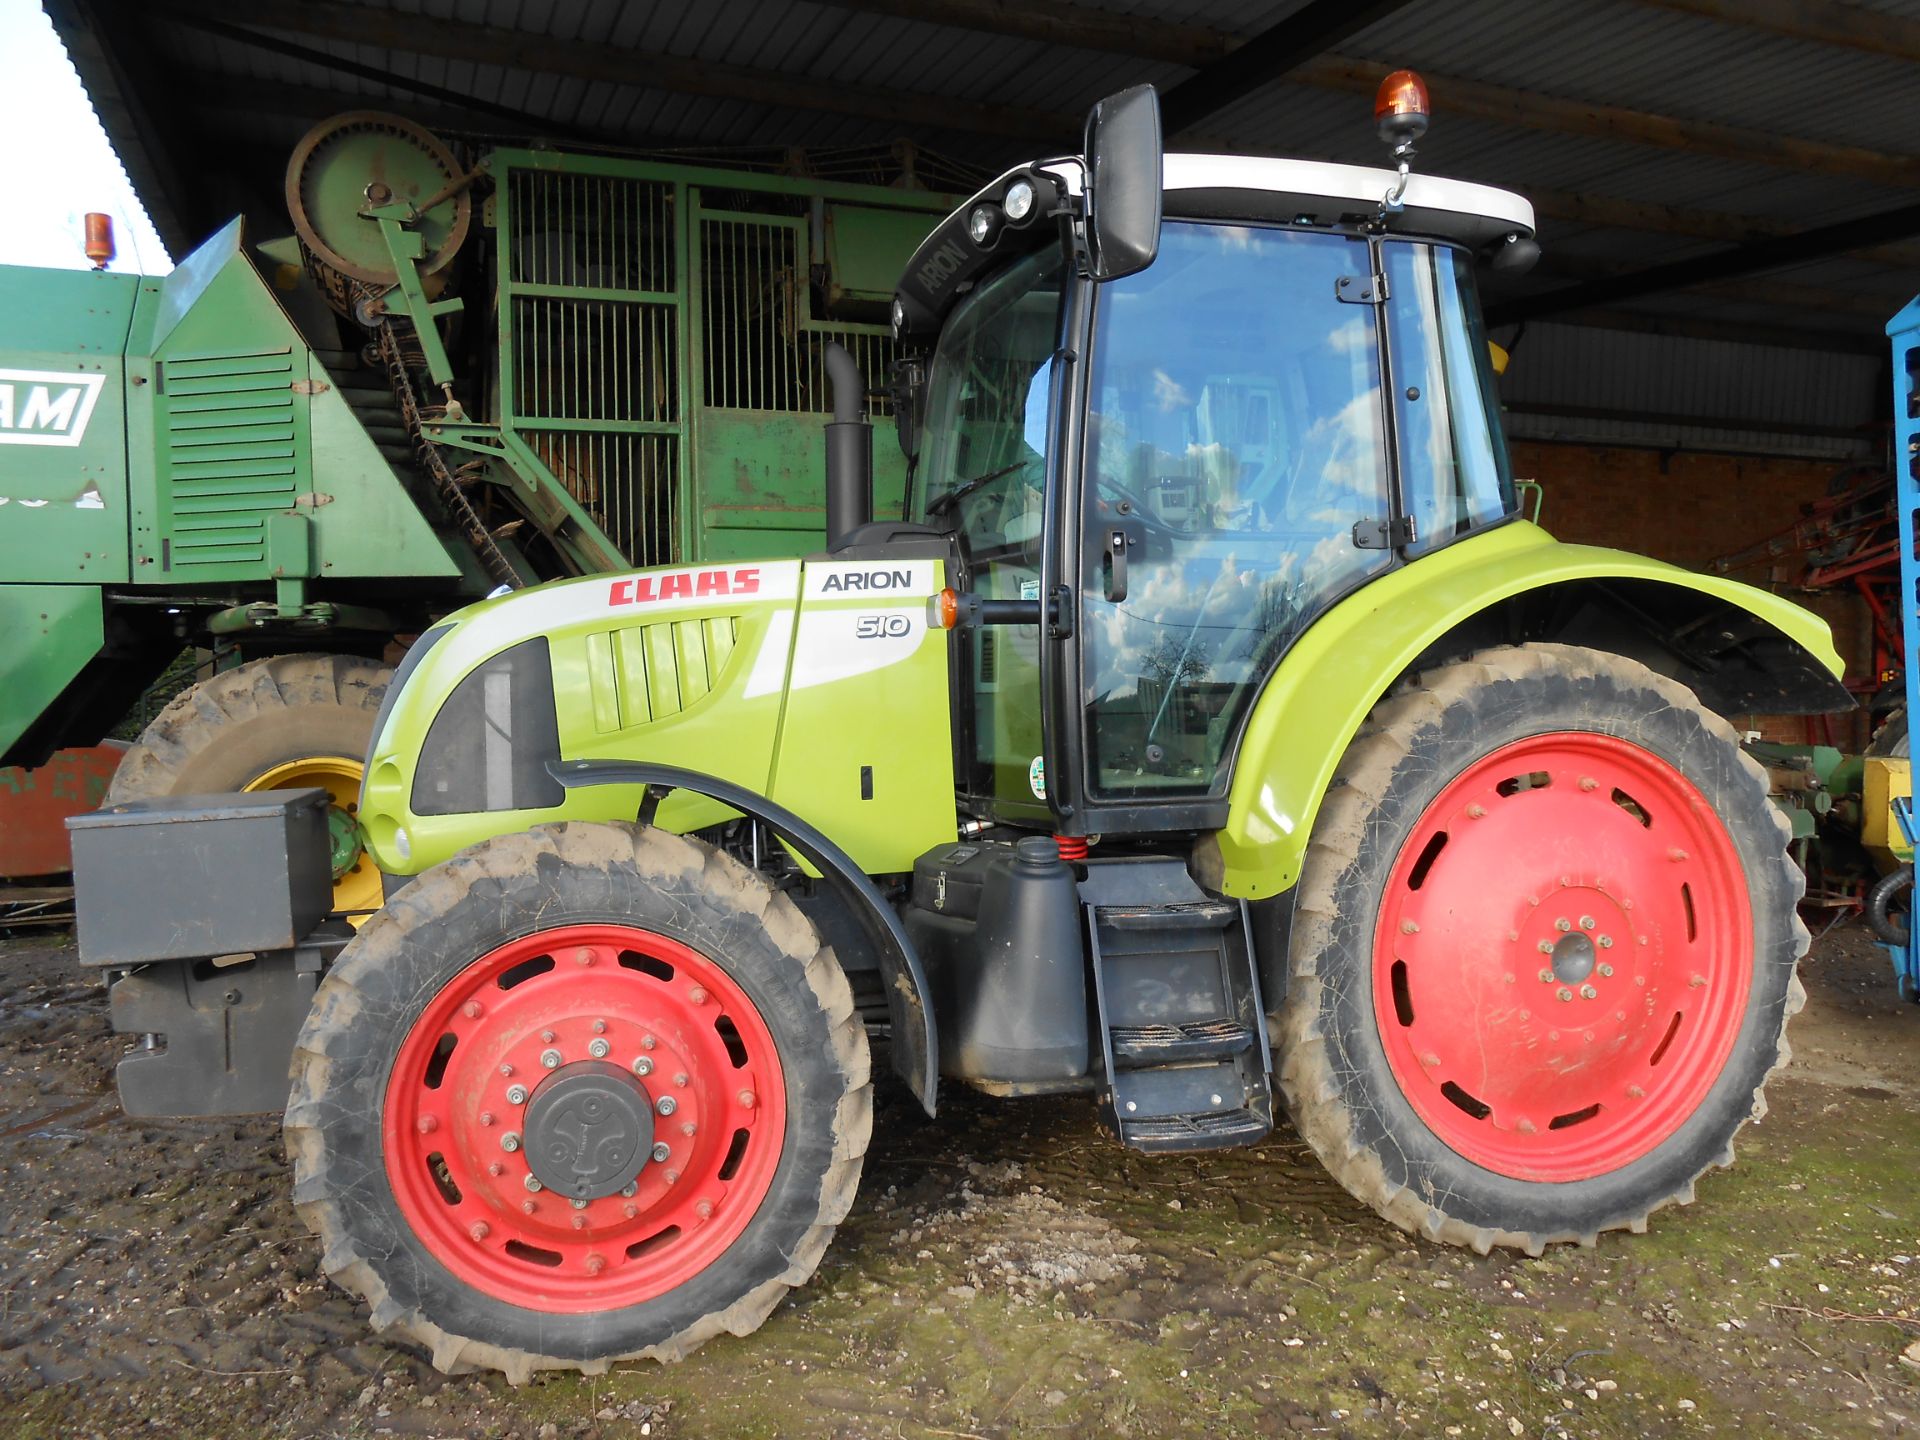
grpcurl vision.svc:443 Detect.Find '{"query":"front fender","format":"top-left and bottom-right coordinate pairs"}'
top-left (547, 758), bottom-right (939, 1115)
top-left (1217, 521), bottom-right (1845, 900)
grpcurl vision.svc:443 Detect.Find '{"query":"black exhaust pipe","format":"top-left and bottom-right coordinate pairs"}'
top-left (823, 342), bottom-right (873, 549)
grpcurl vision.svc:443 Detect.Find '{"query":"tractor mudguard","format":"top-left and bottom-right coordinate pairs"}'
top-left (547, 757), bottom-right (940, 1115)
top-left (1216, 520), bottom-right (1848, 900)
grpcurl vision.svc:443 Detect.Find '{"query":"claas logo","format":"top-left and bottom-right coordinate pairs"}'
top-left (0, 370), bottom-right (106, 447)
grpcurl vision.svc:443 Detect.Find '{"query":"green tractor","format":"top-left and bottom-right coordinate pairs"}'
top-left (71, 80), bottom-right (1848, 1379)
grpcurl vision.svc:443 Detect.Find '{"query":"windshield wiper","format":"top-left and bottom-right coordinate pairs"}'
top-left (924, 460), bottom-right (1026, 517)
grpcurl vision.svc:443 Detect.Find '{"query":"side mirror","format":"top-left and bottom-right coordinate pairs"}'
top-left (887, 354), bottom-right (925, 462)
top-left (1084, 85), bottom-right (1162, 281)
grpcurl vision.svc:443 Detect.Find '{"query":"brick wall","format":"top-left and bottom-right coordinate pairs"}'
top-left (1510, 441), bottom-right (1874, 747)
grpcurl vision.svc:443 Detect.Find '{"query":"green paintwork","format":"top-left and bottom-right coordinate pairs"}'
top-left (0, 267), bottom-right (136, 584)
top-left (1215, 520), bottom-right (1846, 899)
top-left (123, 220), bottom-right (462, 585)
top-left (695, 410), bottom-right (910, 561)
top-left (0, 586), bottom-right (104, 758)
top-left (359, 555), bottom-right (955, 879)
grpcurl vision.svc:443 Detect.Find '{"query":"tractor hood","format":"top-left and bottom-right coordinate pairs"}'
top-left (358, 551), bottom-right (956, 882)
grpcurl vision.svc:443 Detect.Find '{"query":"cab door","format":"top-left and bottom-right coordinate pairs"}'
top-left (1052, 221), bottom-right (1399, 833)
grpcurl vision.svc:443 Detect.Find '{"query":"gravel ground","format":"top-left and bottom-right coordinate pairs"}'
top-left (0, 921), bottom-right (1914, 1438)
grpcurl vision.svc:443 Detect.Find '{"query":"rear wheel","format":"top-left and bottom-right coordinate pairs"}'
top-left (285, 821), bottom-right (870, 1379)
top-left (107, 653), bottom-right (390, 917)
top-left (1277, 643), bottom-right (1805, 1251)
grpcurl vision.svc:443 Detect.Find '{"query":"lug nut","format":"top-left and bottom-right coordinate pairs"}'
top-left (522, 1199), bottom-right (538, 1215)
top-left (632, 1056), bottom-right (654, 1077)
top-left (621, 1183), bottom-right (637, 1198)
top-left (656, 1095), bottom-right (678, 1116)
top-left (572, 1214), bottom-right (590, 1230)
top-left (1598, 963), bottom-right (1615, 977)
top-left (688, 986), bottom-right (708, 1005)
top-left (1466, 804), bottom-right (1486, 819)
top-left (463, 1000), bottom-right (485, 1019)
top-left (1598, 935), bottom-right (1614, 949)
top-left (541, 1049), bottom-right (562, 1070)
top-left (664, 1168), bottom-right (680, 1185)
top-left (680, 1121), bottom-right (697, 1137)
top-left (541, 1030), bottom-right (556, 1044)
top-left (738, 1090), bottom-right (756, 1109)
top-left (501, 1132), bottom-right (521, 1153)
top-left (1555, 917), bottom-right (1572, 933)
top-left (498, 1063), bottom-right (515, 1078)
top-left (571, 1197), bottom-right (588, 1210)
top-left (674, 1073), bottom-right (689, 1088)
top-left (641, 1034), bottom-right (657, 1050)
top-left (479, 1111), bottom-right (495, 1127)
top-left (623, 1203), bottom-right (638, 1219)
top-left (1579, 916), bottom-right (1595, 930)
top-left (488, 1161), bottom-right (505, 1177)
top-left (695, 1199), bottom-right (713, 1219)
top-left (1400, 919), bottom-right (1418, 935)
top-left (575, 947), bottom-right (594, 966)
top-left (592, 1018), bottom-right (607, 1034)
top-left (585, 1253), bottom-right (606, 1275)
top-left (470, 1222), bottom-right (490, 1241)
top-left (1668, 848), bottom-right (1688, 863)
top-left (1537, 941), bottom-right (1553, 955)
top-left (1556, 988), bottom-right (1574, 1002)
top-left (1580, 984), bottom-right (1598, 999)
top-left (1537, 968), bottom-right (1554, 983)
top-left (524, 1174), bottom-right (542, 1193)
top-left (416, 1115), bottom-right (438, 1135)
top-left (652, 1142), bottom-right (672, 1163)
top-left (588, 1038), bottom-right (611, 1059)
top-left (1578, 776), bottom-right (1598, 791)
top-left (506, 1084), bottom-right (529, 1105)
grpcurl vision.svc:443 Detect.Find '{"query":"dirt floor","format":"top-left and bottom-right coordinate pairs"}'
top-left (0, 921), bottom-right (1915, 1439)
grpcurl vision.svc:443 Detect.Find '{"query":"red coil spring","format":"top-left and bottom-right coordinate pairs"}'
top-left (1055, 834), bottom-right (1090, 862)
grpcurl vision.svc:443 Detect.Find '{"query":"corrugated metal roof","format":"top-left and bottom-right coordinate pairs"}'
top-left (44, 0), bottom-right (1919, 456)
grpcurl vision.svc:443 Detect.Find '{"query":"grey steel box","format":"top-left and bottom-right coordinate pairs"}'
top-left (65, 790), bottom-right (334, 966)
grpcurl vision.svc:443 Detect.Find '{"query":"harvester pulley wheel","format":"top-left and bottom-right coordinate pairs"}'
top-left (1276, 643), bottom-right (1806, 1252)
top-left (286, 110), bottom-right (471, 291)
top-left (285, 821), bottom-right (870, 1379)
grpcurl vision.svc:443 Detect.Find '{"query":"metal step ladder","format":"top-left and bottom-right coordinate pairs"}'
top-left (1082, 859), bottom-right (1273, 1153)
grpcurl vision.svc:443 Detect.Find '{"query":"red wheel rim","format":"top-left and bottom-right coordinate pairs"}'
top-left (1373, 732), bottom-right (1753, 1183)
top-left (384, 924), bottom-right (786, 1312)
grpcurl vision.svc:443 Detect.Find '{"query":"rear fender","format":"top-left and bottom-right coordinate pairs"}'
top-left (1216, 521), bottom-right (1847, 900)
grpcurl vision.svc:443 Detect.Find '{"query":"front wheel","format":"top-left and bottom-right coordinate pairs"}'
top-left (285, 822), bottom-right (871, 1379)
top-left (1277, 643), bottom-right (1806, 1252)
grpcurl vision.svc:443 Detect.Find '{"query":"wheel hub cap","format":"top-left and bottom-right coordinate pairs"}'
top-left (524, 1061), bottom-right (656, 1200)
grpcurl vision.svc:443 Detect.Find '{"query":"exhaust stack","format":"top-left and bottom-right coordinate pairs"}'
top-left (823, 342), bottom-right (873, 549)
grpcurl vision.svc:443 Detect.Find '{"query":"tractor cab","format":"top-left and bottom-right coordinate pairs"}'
top-left (887, 85), bottom-right (1538, 838)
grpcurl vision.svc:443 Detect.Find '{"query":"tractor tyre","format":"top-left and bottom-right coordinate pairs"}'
top-left (106, 653), bottom-right (391, 916)
top-left (284, 821), bottom-right (871, 1380)
top-left (1276, 643), bottom-right (1805, 1253)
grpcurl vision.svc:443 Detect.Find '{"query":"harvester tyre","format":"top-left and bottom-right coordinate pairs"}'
top-left (284, 821), bottom-right (870, 1380)
top-left (1276, 643), bottom-right (1805, 1254)
top-left (106, 653), bottom-right (391, 913)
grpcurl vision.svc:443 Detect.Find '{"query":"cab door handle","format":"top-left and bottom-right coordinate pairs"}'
top-left (1103, 525), bottom-right (1136, 602)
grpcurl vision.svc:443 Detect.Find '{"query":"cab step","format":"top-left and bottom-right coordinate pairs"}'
top-left (1081, 858), bottom-right (1273, 1155)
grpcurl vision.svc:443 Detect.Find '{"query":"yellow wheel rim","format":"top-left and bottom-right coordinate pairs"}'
top-left (245, 756), bottom-right (382, 925)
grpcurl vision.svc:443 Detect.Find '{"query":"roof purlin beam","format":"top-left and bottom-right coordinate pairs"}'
top-left (1631, 0), bottom-right (1920, 65)
top-left (1159, 0), bottom-right (1421, 136)
top-left (1486, 200), bottom-right (1920, 327)
top-left (151, 0), bottom-right (1068, 142)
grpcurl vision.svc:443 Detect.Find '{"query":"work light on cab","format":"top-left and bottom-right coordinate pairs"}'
top-left (1003, 178), bottom-right (1036, 221)
top-left (968, 204), bottom-right (999, 245)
